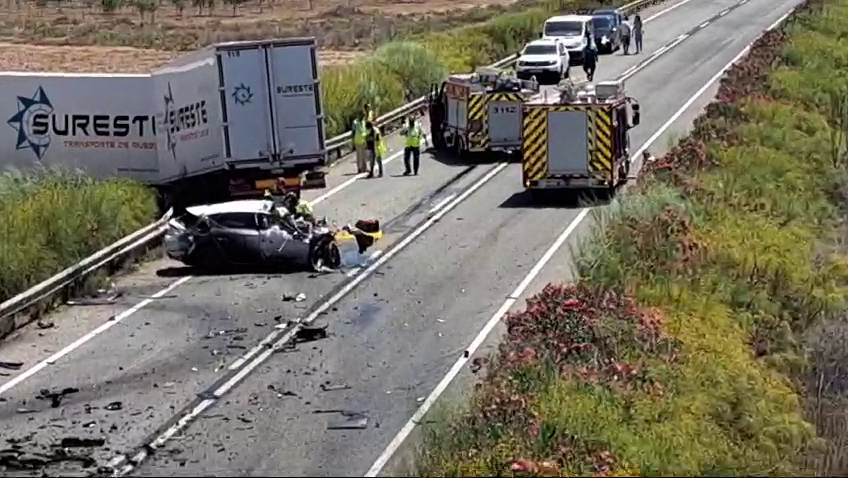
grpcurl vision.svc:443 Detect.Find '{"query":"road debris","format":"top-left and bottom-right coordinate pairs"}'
top-left (36, 387), bottom-right (80, 408)
top-left (104, 401), bottom-right (123, 411)
top-left (320, 382), bottom-right (351, 392)
top-left (36, 319), bottom-right (55, 329)
top-left (282, 292), bottom-right (307, 302)
top-left (65, 284), bottom-right (122, 306)
top-left (0, 361), bottom-right (24, 371)
top-left (294, 324), bottom-right (328, 343)
top-left (326, 410), bottom-right (369, 430)
top-left (203, 327), bottom-right (248, 339)
top-left (58, 437), bottom-right (105, 448)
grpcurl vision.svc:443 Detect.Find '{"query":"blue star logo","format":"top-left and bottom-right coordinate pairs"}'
top-left (163, 82), bottom-right (178, 161)
top-left (232, 83), bottom-right (253, 106)
top-left (7, 86), bottom-right (53, 160)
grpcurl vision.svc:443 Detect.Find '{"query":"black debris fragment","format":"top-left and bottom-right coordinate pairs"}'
top-left (104, 401), bottom-right (123, 411)
top-left (36, 320), bottom-right (54, 329)
top-left (58, 437), bottom-right (105, 448)
top-left (294, 324), bottom-right (328, 343)
top-left (237, 416), bottom-right (252, 424)
top-left (37, 387), bottom-right (80, 408)
top-left (16, 408), bottom-right (37, 414)
top-left (197, 391), bottom-right (216, 400)
top-left (282, 293), bottom-right (307, 302)
top-left (0, 361), bottom-right (24, 371)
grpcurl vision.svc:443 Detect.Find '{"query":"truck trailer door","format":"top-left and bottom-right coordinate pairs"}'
top-left (488, 98), bottom-right (522, 147)
top-left (268, 39), bottom-right (326, 167)
top-left (217, 46), bottom-right (276, 162)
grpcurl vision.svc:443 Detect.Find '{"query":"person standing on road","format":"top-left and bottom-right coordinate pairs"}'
top-left (352, 115), bottom-right (368, 174)
top-left (365, 122), bottom-right (385, 178)
top-left (620, 16), bottom-right (633, 55)
top-left (402, 116), bottom-right (427, 176)
top-left (633, 15), bottom-right (644, 53)
top-left (583, 41), bottom-right (598, 81)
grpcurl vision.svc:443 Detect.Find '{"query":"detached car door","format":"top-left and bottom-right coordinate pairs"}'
top-left (208, 212), bottom-right (264, 265)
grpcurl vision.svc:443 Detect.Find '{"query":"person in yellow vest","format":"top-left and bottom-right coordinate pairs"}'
top-left (365, 121), bottom-right (386, 178)
top-left (402, 116), bottom-right (427, 176)
top-left (351, 116), bottom-right (368, 174)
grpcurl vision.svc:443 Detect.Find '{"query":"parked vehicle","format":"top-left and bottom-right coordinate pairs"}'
top-left (515, 38), bottom-right (571, 84)
top-left (542, 14), bottom-right (594, 64)
top-left (591, 9), bottom-right (625, 53)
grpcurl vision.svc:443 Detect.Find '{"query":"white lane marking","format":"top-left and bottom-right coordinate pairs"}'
top-left (364, 8), bottom-right (797, 475)
top-left (0, 0), bottom-right (699, 397)
top-left (0, 276), bottom-right (191, 397)
top-left (428, 193), bottom-right (456, 214)
top-left (111, 162), bottom-right (510, 476)
top-left (622, 33), bottom-right (688, 80)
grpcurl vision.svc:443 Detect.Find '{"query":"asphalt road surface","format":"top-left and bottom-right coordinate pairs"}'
top-left (0, 0), bottom-right (801, 475)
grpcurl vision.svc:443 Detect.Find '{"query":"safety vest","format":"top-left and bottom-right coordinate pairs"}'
top-left (376, 128), bottom-right (388, 158)
top-left (352, 119), bottom-right (366, 146)
top-left (295, 200), bottom-right (313, 217)
top-left (404, 123), bottom-right (423, 148)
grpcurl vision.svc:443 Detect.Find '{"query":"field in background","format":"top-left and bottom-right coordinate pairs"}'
top-left (416, 0), bottom-right (848, 475)
top-left (0, 0), bottom-right (537, 72)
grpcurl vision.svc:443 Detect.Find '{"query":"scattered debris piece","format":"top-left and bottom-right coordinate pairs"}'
top-left (58, 437), bottom-right (105, 448)
top-left (82, 421), bottom-right (97, 429)
top-left (320, 382), bottom-right (351, 392)
top-left (36, 320), bottom-right (55, 329)
top-left (0, 361), bottom-right (24, 371)
top-left (197, 391), bottom-right (216, 400)
top-left (65, 287), bottom-right (123, 306)
top-left (104, 401), bottom-right (123, 411)
top-left (294, 324), bottom-right (328, 343)
top-left (416, 396), bottom-right (425, 403)
top-left (203, 327), bottom-right (248, 339)
top-left (191, 367), bottom-right (198, 372)
top-left (327, 412), bottom-right (369, 430)
top-left (137, 294), bottom-right (178, 300)
top-left (163, 382), bottom-right (176, 388)
top-left (16, 408), bottom-right (37, 414)
top-left (282, 292), bottom-right (307, 302)
top-left (37, 387), bottom-right (80, 408)
top-left (237, 416), bottom-right (252, 424)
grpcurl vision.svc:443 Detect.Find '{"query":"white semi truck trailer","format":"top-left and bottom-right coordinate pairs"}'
top-left (0, 37), bottom-right (328, 208)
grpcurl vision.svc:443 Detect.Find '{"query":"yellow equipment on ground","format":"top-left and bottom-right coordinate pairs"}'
top-left (428, 67), bottom-right (540, 156)
top-left (521, 78), bottom-right (641, 193)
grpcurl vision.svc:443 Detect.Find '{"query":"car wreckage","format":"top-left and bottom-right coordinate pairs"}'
top-left (164, 199), bottom-right (382, 271)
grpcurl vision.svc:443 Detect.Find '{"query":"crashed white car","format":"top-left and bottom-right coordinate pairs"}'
top-left (164, 199), bottom-right (381, 271)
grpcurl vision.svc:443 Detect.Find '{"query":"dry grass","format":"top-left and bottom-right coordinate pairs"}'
top-left (0, 0), bottom-right (531, 72)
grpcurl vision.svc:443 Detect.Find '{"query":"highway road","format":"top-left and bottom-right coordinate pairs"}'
top-left (0, 0), bottom-right (801, 474)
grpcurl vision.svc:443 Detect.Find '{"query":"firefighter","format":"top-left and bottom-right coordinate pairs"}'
top-left (352, 115), bottom-right (368, 174)
top-left (365, 121), bottom-right (386, 178)
top-left (402, 116), bottom-right (427, 176)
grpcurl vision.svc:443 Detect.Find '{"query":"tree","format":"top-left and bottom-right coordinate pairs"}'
top-left (171, 0), bottom-right (185, 18)
top-left (226, 0), bottom-right (244, 16)
top-left (100, 0), bottom-right (121, 14)
top-left (133, 0), bottom-right (156, 24)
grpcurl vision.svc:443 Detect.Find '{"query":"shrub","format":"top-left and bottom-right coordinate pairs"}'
top-left (415, 0), bottom-right (848, 475)
top-left (0, 168), bottom-right (157, 304)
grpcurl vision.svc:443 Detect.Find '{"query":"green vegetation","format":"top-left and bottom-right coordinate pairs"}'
top-left (321, 0), bottom-right (640, 136)
top-left (0, 169), bottom-right (157, 304)
top-left (416, 0), bottom-right (848, 475)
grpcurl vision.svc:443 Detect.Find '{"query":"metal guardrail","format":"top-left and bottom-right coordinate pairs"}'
top-left (0, 0), bottom-right (661, 338)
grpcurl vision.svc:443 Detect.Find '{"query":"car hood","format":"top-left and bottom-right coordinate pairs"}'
top-left (518, 54), bottom-right (560, 63)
